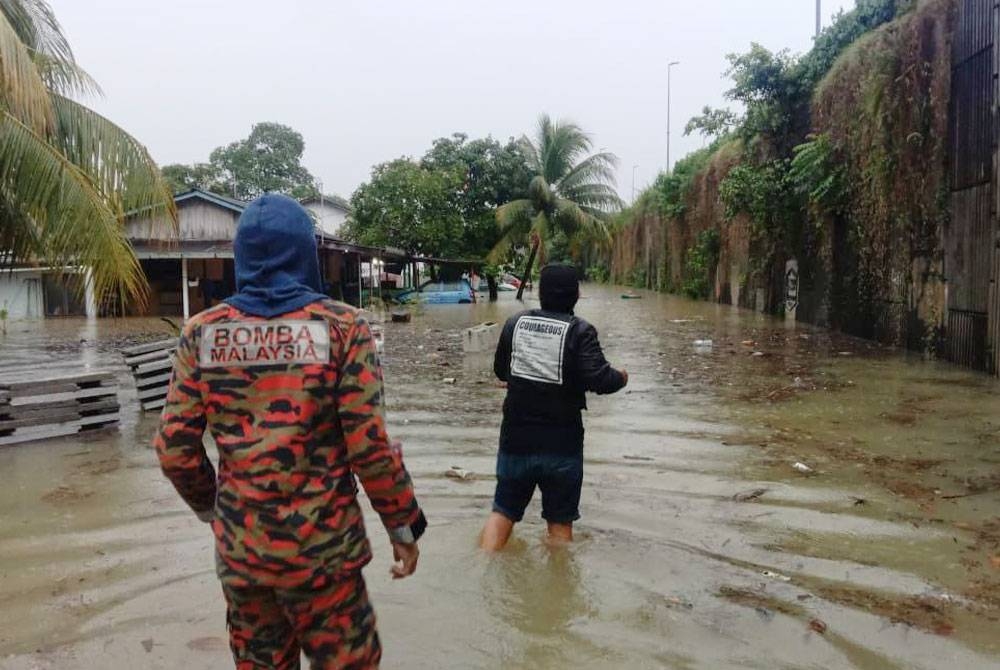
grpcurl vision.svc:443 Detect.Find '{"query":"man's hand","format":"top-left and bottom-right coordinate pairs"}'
top-left (391, 542), bottom-right (419, 580)
top-left (620, 369), bottom-right (629, 386)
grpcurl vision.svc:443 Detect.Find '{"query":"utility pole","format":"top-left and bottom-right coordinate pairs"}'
top-left (632, 164), bottom-right (639, 204)
top-left (816, 0), bottom-right (821, 38)
top-left (667, 61), bottom-right (680, 173)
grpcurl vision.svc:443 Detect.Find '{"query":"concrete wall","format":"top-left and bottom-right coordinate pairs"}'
top-left (0, 271), bottom-right (43, 319)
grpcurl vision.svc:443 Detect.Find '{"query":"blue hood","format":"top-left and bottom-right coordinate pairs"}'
top-left (225, 194), bottom-right (327, 318)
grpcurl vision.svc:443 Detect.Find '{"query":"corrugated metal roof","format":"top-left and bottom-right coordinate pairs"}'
top-left (174, 189), bottom-right (246, 213)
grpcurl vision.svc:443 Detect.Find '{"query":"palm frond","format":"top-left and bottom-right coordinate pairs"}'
top-left (0, 6), bottom-right (53, 132)
top-left (557, 152), bottom-right (619, 192)
top-left (488, 198), bottom-right (534, 262)
top-left (0, 0), bottom-right (73, 63)
top-left (51, 94), bottom-right (175, 223)
top-left (34, 52), bottom-right (100, 97)
top-left (0, 110), bottom-right (146, 306)
top-left (558, 183), bottom-right (624, 212)
top-left (535, 114), bottom-right (593, 184)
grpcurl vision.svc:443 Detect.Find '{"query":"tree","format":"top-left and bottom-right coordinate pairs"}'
top-left (492, 115), bottom-right (623, 299)
top-left (420, 133), bottom-right (532, 260)
top-left (344, 159), bottom-right (466, 258)
top-left (209, 122), bottom-right (317, 200)
top-left (0, 0), bottom-right (176, 305)
top-left (684, 106), bottom-right (740, 141)
top-left (161, 162), bottom-right (222, 194)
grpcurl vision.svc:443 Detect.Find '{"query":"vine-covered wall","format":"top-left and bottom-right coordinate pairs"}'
top-left (603, 0), bottom-right (955, 354)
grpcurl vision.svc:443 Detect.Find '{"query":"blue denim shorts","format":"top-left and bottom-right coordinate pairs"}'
top-left (492, 452), bottom-right (583, 524)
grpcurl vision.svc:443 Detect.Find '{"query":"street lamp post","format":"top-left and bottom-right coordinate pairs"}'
top-left (667, 61), bottom-right (680, 173)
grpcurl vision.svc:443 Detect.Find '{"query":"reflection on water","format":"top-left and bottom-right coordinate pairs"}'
top-left (0, 288), bottom-right (999, 669)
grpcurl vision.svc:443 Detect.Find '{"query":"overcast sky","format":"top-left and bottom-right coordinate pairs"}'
top-left (50, 0), bottom-right (852, 201)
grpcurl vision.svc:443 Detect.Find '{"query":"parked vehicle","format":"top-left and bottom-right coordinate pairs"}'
top-left (397, 279), bottom-right (475, 304)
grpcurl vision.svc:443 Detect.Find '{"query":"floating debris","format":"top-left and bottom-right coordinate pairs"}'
top-left (792, 462), bottom-right (814, 475)
top-left (733, 488), bottom-right (769, 502)
top-left (809, 618), bottom-right (828, 634)
top-left (445, 466), bottom-right (474, 481)
top-left (761, 570), bottom-right (792, 582)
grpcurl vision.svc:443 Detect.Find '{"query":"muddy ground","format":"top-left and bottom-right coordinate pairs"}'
top-left (0, 285), bottom-right (998, 669)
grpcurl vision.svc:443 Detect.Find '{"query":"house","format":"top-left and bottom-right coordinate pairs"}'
top-left (301, 194), bottom-right (351, 237)
top-left (126, 189), bottom-right (395, 319)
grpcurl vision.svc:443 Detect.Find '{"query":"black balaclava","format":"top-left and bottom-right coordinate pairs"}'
top-left (539, 264), bottom-right (579, 314)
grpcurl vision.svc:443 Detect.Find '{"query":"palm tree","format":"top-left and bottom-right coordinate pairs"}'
top-left (0, 0), bottom-right (175, 307)
top-left (492, 114), bottom-right (623, 300)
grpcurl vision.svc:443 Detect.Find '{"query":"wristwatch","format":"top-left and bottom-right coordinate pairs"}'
top-left (388, 510), bottom-right (427, 544)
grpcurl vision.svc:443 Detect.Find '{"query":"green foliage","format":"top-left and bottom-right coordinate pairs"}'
top-left (345, 132), bottom-right (532, 261)
top-left (161, 162), bottom-right (222, 195)
top-left (491, 115), bottom-right (623, 268)
top-left (682, 229), bottom-right (721, 299)
top-left (650, 144), bottom-right (720, 219)
top-left (421, 133), bottom-right (533, 257)
top-left (344, 159), bottom-right (466, 258)
top-left (684, 106), bottom-right (739, 140)
top-left (586, 263), bottom-right (610, 283)
top-left (790, 133), bottom-right (845, 217)
top-left (209, 122), bottom-right (317, 201)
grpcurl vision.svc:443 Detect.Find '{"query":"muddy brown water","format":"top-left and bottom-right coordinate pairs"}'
top-left (0, 285), bottom-right (998, 669)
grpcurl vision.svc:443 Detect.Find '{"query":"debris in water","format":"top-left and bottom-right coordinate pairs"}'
top-left (741, 340), bottom-right (755, 346)
top-left (445, 466), bottom-right (473, 481)
top-left (733, 488), bottom-right (769, 502)
top-left (761, 570), bottom-right (792, 582)
top-left (809, 618), bottom-right (828, 634)
top-left (792, 462), bottom-right (814, 475)
top-left (443, 377), bottom-right (456, 384)
top-left (751, 351), bottom-right (766, 357)
top-left (755, 606), bottom-right (774, 621)
top-left (663, 595), bottom-right (694, 610)
top-left (693, 340), bottom-right (713, 352)
top-left (624, 455), bottom-right (655, 462)
top-left (391, 310), bottom-right (411, 323)
top-left (851, 496), bottom-right (867, 506)
top-left (141, 639), bottom-right (154, 653)
top-left (621, 293), bottom-right (642, 300)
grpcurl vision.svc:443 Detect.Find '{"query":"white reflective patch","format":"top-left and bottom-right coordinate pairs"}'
top-left (199, 321), bottom-right (330, 368)
top-left (510, 316), bottom-right (569, 384)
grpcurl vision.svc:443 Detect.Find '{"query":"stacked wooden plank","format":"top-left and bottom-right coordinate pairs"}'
top-left (0, 372), bottom-right (121, 446)
top-left (121, 339), bottom-right (177, 412)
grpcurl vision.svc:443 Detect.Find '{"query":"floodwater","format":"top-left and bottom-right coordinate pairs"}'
top-left (0, 285), bottom-right (998, 670)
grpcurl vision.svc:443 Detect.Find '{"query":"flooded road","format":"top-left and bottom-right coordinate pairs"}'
top-left (0, 285), bottom-right (998, 669)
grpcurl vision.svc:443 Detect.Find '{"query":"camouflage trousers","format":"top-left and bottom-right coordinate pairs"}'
top-left (222, 573), bottom-right (380, 669)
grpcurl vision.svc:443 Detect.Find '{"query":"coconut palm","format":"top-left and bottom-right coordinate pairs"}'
top-left (492, 114), bottom-right (623, 300)
top-left (0, 0), bottom-right (175, 306)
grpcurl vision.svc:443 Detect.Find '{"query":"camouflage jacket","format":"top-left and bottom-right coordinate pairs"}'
top-left (154, 299), bottom-right (423, 588)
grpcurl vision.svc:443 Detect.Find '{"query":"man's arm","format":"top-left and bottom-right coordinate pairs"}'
top-left (153, 323), bottom-right (216, 521)
top-left (493, 319), bottom-right (514, 382)
top-left (337, 317), bottom-right (426, 547)
top-left (576, 322), bottom-right (627, 395)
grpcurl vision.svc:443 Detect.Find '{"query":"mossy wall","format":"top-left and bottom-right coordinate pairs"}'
top-left (606, 0), bottom-right (955, 351)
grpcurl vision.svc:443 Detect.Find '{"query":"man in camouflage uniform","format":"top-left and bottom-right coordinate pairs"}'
top-left (155, 194), bottom-right (426, 669)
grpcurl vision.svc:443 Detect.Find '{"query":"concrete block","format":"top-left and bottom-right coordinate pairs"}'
top-left (463, 322), bottom-right (500, 353)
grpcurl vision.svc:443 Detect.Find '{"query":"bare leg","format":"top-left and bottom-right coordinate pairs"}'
top-left (479, 512), bottom-right (515, 552)
top-left (545, 522), bottom-right (573, 546)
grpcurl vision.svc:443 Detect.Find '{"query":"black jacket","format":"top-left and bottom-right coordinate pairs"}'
top-left (494, 309), bottom-right (626, 455)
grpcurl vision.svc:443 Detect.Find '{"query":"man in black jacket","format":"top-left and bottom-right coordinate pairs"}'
top-left (480, 264), bottom-right (628, 551)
